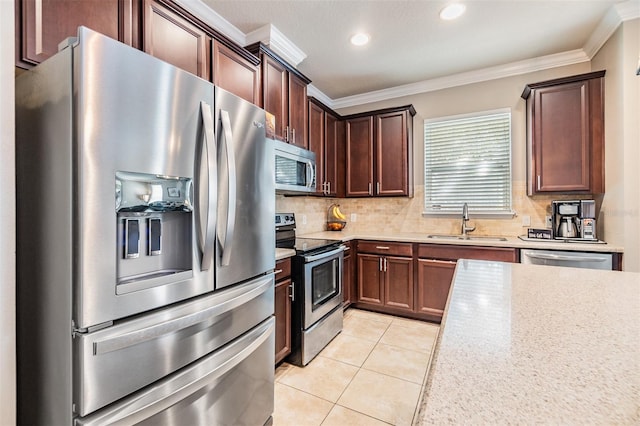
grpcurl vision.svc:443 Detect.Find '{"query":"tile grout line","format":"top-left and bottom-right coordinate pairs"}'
top-left (318, 316), bottom-right (394, 425)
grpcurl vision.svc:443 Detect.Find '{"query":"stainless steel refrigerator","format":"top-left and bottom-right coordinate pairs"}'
top-left (15, 27), bottom-right (275, 425)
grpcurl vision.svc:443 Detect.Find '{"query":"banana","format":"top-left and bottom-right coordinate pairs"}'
top-left (329, 204), bottom-right (347, 221)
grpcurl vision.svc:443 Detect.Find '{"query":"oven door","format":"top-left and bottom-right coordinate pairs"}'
top-left (303, 246), bottom-right (344, 329)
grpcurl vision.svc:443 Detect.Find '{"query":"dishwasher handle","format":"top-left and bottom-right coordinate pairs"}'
top-left (524, 252), bottom-right (608, 263)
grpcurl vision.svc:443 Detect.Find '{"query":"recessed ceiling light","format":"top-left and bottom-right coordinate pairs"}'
top-left (440, 3), bottom-right (466, 20)
top-left (350, 33), bottom-right (370, 46)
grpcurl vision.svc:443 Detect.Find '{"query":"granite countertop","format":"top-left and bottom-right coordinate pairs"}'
top-left (416, 260), bottom-right (640, 424)
top-left (299, 230), bottom-right (624, 253)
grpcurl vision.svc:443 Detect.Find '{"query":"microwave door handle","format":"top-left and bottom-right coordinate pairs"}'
top-left (219, 110), bottom-right (237, 267)
top-left (306, 160), bottom-right (315, 189)
top-left (198, 101), bottom-right (216, 271)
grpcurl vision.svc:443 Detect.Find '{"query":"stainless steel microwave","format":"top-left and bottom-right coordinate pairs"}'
top-left (272, 139), bottom-right (316, 194)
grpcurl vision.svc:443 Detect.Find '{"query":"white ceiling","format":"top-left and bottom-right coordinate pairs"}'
top-left (195, 0), bottom-right (639, 107)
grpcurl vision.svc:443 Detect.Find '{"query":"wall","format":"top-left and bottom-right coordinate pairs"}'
top-left (592, 19), bottom-right (640, 271)
top-left (278, 63), bottom-right (595, 238)
top-left (0, 0), bottom-right (16, 424)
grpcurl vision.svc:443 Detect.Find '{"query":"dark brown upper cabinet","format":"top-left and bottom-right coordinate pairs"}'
top-left (142, 0), bottom-right (209, 79)
top-left (345, 105), bottom-right (415, 197)
top-left (212, 42), bottom-right (260, 105)
top-left (522, 70), bottom-right (606, 195)
top-left (308, 98), bottom-right (344, 197)
top-left (247, 43), bottom-right (311, 149)
top-left (16, 0), bottom-right (137, 68)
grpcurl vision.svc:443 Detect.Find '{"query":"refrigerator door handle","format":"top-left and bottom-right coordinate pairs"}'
top-left (198, 101), bottom-right (217, 271)
top-left (219, 110), bottom-right (237, 267)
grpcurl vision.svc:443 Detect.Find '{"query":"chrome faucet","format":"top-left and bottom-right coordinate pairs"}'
top-left (461, 203), bottom-right (476, 237)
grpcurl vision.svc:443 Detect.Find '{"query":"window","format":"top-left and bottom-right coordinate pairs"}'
top-left (424, 109), bottom-right (512, 216)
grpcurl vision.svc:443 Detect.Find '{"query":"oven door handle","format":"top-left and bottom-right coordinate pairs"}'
top-left (304, 245), bottom-right (344, 263)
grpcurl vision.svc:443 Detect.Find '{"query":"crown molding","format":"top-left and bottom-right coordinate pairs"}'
top-left (172, 0), bottom-right (246, 46)
top-left (331, 49), bottom-right (590, 109)
top-left (616, 0), bottom-right (640, 21)
top-left (245, 24), bottom-right (307, 67)
top-left (307, 84), bottom-right (333, 107)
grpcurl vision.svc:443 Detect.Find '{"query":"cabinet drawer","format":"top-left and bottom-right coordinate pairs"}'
top-left (418, 244), bottom-right (517, 263)
top-left (275, 258), bottom-right (292, 281)
top-left (357, 241), bottom-right (413, 257)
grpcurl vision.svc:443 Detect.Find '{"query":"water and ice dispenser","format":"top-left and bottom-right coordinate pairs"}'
top-left (116, 171), bottom-right (193, 286)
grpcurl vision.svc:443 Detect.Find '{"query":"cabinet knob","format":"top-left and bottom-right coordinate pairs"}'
top-left (368, 182), bottom-right (372, 195)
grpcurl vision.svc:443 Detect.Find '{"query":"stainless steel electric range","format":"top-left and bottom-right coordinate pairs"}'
top-left (275, 213), bottom-right (344, 366)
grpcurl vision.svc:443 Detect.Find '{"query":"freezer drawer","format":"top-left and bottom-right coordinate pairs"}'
top-left (75, 317), bottom-right (275, 425)
top-left (73, 274), bottom-right (274, 416)
top-left (521, 249), bottom-right (613, 270)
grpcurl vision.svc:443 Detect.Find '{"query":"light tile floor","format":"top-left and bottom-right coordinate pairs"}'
top-left (274, 308), bottom-right (440, 426)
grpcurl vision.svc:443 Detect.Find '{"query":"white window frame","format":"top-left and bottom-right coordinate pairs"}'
top-left (423, 108), bottom-right (514, 218)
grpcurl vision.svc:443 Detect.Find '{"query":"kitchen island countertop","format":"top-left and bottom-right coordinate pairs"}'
top-left (415, 260), bottom-right (640, 424)
top-left (300, 230), bottom-right (624, 253)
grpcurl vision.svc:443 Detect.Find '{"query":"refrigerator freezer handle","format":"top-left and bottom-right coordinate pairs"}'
top-left (198, 101), bottom-right (217, 271)
top-left (219, 110), bottom-right (237, 267)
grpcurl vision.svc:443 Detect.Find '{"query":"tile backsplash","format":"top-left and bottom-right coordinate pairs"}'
top-left (276, 182), bottom-right (600, 237)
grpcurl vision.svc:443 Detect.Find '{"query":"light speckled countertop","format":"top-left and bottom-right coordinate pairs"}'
top-left (275, 248), bottom-right (296, 260)
top-left (416, 260), bottom-right (640, 424)
top-left (299, 230), bottom-right (624, 253)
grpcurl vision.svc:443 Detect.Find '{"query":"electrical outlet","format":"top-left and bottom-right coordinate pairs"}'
top-left (301, 214), bottom-right (307, 225)
top-left (350, 213), bottom-right (357, 222)
top-left (522, 215), bottom-right (531, 227)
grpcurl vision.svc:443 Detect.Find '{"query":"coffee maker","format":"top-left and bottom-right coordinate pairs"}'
top-left (551, 200), bottom-right (597, 240)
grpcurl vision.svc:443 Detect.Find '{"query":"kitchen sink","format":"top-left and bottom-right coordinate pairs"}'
top-left (426, 234), bottom-right (508, 242)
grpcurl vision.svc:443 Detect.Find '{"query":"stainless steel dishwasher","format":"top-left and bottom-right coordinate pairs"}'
top-left (521, 249), bottom-right (613, 270)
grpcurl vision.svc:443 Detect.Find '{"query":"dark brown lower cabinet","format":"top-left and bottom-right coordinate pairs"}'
top-left (416, 259), bottom-right (456, 319)
top-left (416, 244), bottom-right (518, 322)
top-left (342, 242), bottom-right (355, 308)
top-left (356, 241), bottom-right (414, 314)
top-left (353, 240), bottom-right (519, 323)
top-left (274, 258), bottom-right (292, 365)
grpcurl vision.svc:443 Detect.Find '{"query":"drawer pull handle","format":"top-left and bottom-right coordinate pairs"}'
top-left (274, 269), bottom-right (283, 274)
top-left (375, 246), bottom-right (390, 250)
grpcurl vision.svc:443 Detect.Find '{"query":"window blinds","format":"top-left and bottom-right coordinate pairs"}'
top-left (424, 110), bottom-right (512, 214)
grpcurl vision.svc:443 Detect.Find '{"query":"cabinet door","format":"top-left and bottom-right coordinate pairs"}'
top-left (324, 111), bottom-right (341, 197)
top-left (357, 254), bottom-right (383, 305)
top-left (342, 249), bottom-right (353, 307)
top-left (288, 73), bottom-right (309, 149)
top-left (376, 110), bottom-right (409, 196)
top-left (308, 100), bottom-right (325, 193)
top-left (143, 0), bottom-right (209, 79)
top-left (384, 256), bottom-right (414, 311)
top-left (261, 55), bottom-right (288, 140)
top-left (17, 0), bottom-right (134, 67)
top-left (346, 116), bottom-right (374, 197)
top-left (416, 259), bottom-right (456, 319)
top-left (212, 42), bottom-right (259, 104)
top-left (274, 278), bottom-right (292, 364)
top-left (527, 74), bottom-right (604, 195)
